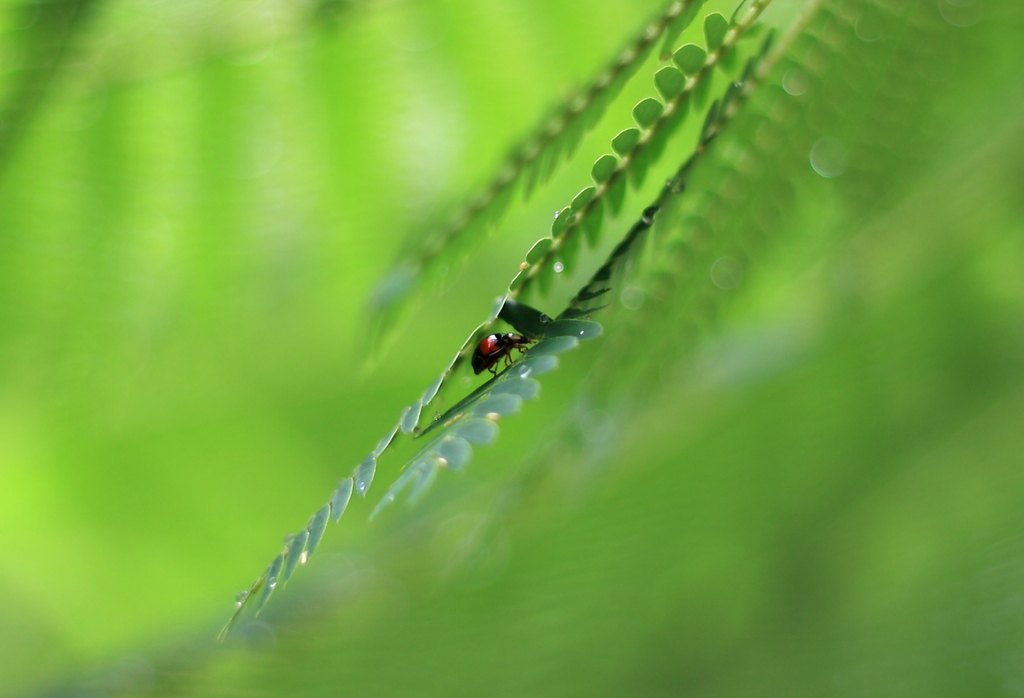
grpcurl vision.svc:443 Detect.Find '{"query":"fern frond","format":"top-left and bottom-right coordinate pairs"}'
top-left (220, 13), bottom-right (795, 634)
top-left (510, 0), bottom-right (774, 301)
top-left (224, 0), bottom-right (974, 630)
top-left (578, 0), bottom-right (972, 412)
top-left (367, 0), bottom-right (708, 344)
top-left (221, 303), bottom-right (601, 636)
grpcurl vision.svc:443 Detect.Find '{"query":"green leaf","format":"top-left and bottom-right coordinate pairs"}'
top-left (699, 99), bottom-right (720, 143)
top-left (612, 128), bottom-right (641, 156)
top-left (305, 505), bottom-right (331, 561)
top-left (758, 27), bottom-right (775, 59)
top-left (526, 238), bottom-right (553, 264)
top-left (421, 372), bottom-right (445, 406)
top-left (355, 456), bottom-right (376, 496)
top-left (559, 228), bottom-right (582, 275)
top-left (561, 114), bottom-right (586, 159)
top-left (673, 43), bottom-right (707, 75)
top-left (455, 418), bottom-right (499, 445)
top-left (571, 186), bottom-right (596, 213)
top-left (693, 72), bottom-right (712, 108)
top-left (488, 295), bottom-right (506, 322)
top-left (372, 426), bottom-right (399, 458)
top-left (655, 66), bottom-right (687, 100)
top-left (632, 98), bottom-right (664, 129)
top-left (491, 377), bottom-right (541, 399)
top-left (703, 12), bottom-right (729, 52)
top-left (742, 21), bottom-right (765, 40)
top-left (583, 199), bottom-right (605, 248)
top-left (729, 0), bottom-right (752, 25)
top-left (434, 436), bottom-right (472, 470)
top-left (537, 259), bottom-right (556, 295)
top-left (629, 146), bottom-right (652, 189)
top-left (473, 393), bottom-right (524, 418)
top-left (543, 319), bottom-right (603, 339)
top-left (575, 286), bottom-right (612, 302)
top-left (718, 45), bottom-right (737, 71)
top-left (499, 299), bottom-right (553, 337)
top-left (331, 478), bottom-right (353, 522)
top-left (606, 176), bottom-right (628, 216)
top-left (408, 460), bottom-right (439, 503)
top-left (282, 530), bottom-right (308, 585)
top-left (662, 95), bottom-right (691, 141)
top-left (369, 492), bottom-right (396, 520)
top-left (255, 554), bottom-right (284, 616)
top-left (591, 154), bottom-right (618, 183)
top-left (551, 207), bottom-right (573, 236)
top-left (528, 336), bottom-right (580, 356)
top-left (558, 305), bottom-right (607, 320)
top-left (516, 354), bottom-right (559, 377)
top-left (719, 79), bottom-right (742, 116)
top-left (521, 156), bottom-right (541, 200)
top-left (370, 461), bottom-right (423, 519)
top-left (509, 270), bottom-right (527, 290)
top-left (400, 400), bottom-right (423, 434)
top-left (660, 0), bottom-right (706, 59)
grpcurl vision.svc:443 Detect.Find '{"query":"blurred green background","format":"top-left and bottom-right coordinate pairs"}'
top-left (1, 0), bottom-right (1023, 695)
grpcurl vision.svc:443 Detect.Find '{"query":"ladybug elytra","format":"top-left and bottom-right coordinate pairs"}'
top-left (472, 333), bottom-right (533, 375)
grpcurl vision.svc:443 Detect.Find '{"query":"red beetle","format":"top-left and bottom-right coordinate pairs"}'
top-left (472, 333), bottom-right (533, 375)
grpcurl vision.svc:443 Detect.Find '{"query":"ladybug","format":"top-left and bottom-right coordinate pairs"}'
top-left (472, 333), bottom-right (533, 375)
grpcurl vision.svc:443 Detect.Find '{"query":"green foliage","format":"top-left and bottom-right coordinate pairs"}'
top-left (225, 5), bottom-right (778, 628)
top-left (674, 43), bottom-right (709, 74)
top-left (2, 0), bottom-right (1023, 694)
top-left (510, 0), bottom-right (772, 302)
top-left (703, 11), bottom-right (730, 51)
top-left (367, 0), bottom-right (710, 346)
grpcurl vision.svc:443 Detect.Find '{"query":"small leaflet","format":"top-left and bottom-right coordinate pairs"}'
top-left (331, 478), bottom-right (354, 522)
top-left (305, 504), bottom-right (331, 561)
top-left (355, 455), bottom-right (377, 496)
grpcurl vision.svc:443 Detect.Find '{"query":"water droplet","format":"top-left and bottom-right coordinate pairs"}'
top-left (641, 206), bottom-right (659, 224)
top-left (783, 69), bottom-right (809, 96)
top-left (538, 313), bottom-right (551, 324)
top-left (300, 551), bottom-right (308, 564)
top-left (554, 262), bottom-right (564, 273)
top-left (553, 210), bottom-right (561, 219)
top-left (236, 590), bottom-right (249, 603)
top-left (810, 137), bottom-right (848, 178)
top-left (710, 256), bottom-right (743, 290)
